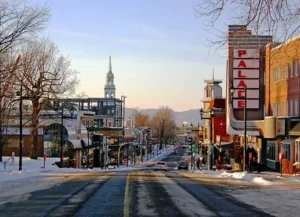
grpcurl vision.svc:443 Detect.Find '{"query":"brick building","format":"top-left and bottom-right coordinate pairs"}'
top-left (264, 36), bottom-right (300, 171)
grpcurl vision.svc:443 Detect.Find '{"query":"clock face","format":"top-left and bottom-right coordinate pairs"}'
top-left (109, 81), bottom-right (112, 85)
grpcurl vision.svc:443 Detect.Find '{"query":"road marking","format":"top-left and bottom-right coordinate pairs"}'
top-left (123, 172), bottom-right (131, 217)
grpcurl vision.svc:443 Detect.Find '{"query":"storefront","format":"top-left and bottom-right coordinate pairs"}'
top-left (266, 140), bottom-right (279, 170)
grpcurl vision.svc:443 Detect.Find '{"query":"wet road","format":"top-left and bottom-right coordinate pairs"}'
top-left (0, 148), bottom-right (273, 217)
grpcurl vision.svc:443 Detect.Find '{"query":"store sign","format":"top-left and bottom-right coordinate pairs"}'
top-left (232, 100), bottom-right (259, 109)
top-left (232, 49), bottom-right (260, 109)
top-left (233, 49), bottom-right (260, 58)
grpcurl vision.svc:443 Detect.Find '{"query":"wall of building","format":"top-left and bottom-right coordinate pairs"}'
top-left (3, 135), bottom-right (44, 157)
top-left (266, 37), bottom-right (300, 117)
top-left (212, 116), bottom-right (227, 143)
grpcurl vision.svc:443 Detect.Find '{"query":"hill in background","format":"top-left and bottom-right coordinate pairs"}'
top-left (125, 108), bottom-right (203, 127)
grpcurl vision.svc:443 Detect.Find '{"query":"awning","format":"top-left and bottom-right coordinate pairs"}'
top-left (289, 122), bottom-right (300, 136)
top-left (68, 139), bottom-right (82, 149)
top-left (280, 139), bottom-right (294, 145)
top-left (80, 138), bottom-right (92, 148)
top-left (217, 142), bottom-right (233, 147)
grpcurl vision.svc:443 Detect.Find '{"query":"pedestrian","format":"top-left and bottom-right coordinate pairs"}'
top-left (197, 158), bottom-right (200, 169)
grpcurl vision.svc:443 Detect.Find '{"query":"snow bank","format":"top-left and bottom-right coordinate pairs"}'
top-left (220, 171), bottom-right (272, 185)
top-left (287, 176), bottom-right (300, 182)
top-left (189, 170), bottom-right (224, 175)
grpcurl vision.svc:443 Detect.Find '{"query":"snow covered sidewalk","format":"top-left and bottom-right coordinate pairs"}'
top-left (184, 169), bottom-right (300, 186)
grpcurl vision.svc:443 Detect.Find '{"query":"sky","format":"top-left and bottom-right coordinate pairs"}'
top-left (31, 0), bottom-right (227, 111)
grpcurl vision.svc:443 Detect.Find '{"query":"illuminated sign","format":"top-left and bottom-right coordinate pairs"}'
top-left (232, 49), bottom-right (260, 109)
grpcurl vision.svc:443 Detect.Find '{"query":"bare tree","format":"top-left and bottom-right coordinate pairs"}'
top-left (0, 54), bottom-right (20, 161)
top-left (195, 0), bottom-right (300, 47)
top-left (15, 38), bottom-right (79, 159)
top-left (150, 106), bottom-right (176, 148)
top-left (0, 0), bottom-right (50, 54)
top-left (131, 108), bottom-right (150, 128)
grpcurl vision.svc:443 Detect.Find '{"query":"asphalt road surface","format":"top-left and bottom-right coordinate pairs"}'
top-left (0, 148), bottom-right (273, 217)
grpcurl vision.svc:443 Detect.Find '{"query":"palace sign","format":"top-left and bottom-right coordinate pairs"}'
top-left (232, 49), bottom-right (260, 109)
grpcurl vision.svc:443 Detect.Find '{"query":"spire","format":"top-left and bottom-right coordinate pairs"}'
top-left (109, 56), bottom-right (112, 72)
top-left (212, 68), bottom-right (214, 82)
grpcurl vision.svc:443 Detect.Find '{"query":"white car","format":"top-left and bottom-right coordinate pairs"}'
top-left (154, 161), bottom-right (168, 172)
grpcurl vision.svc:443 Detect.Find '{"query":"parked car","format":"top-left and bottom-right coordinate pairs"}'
top-left (154, 161), bottom-right (168, 172)
top-left (178, 161), bottom-right (188, 170)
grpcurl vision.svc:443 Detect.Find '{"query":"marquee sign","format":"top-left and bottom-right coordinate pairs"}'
top-left (232, 49), bottom-right (260, 109)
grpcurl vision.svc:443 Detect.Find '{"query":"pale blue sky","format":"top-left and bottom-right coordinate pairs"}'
top-left (33, 0), bottom-right (227, 111)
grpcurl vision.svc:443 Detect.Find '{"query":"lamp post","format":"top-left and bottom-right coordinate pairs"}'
top-left (17, 84), bottom-right (37, 171)
top-left (230, 84), bottom-right (247, 172)
top-left (199, 108), bottom-right (214, 170)
top-left (121, 95), bottom-right (127, 141)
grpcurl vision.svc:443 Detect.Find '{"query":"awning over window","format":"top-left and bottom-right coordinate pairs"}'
top-left (289, 122), bottom-right (300, 136)
top-left (280, 139), bottom-right (294, 145)
top-left (295, 137), bottom-right (300, 142)
top-left (68, 139), bottom-right (82, 149)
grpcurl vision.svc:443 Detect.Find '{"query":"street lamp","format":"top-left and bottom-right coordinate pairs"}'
top-left (17, 83), bottom-right (38, 171)
top-left (121, 95), bottom-right (127, 141)
top-left (199, 108), bottom-right (214, 170)
top-left (230, 84), bottom-right (247, 171)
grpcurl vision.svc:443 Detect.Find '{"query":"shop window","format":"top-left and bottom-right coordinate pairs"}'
top-left (296, 141), bottom-right (300, 162)
top-left (267, 141), bottom-right (276, 161)
top-left (280, 143), bottom-right (291, 160)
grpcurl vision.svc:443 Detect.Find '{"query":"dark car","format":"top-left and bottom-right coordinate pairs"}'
top-left (178, 161), bottom-right (188, 170)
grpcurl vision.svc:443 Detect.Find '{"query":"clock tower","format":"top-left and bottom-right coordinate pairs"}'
top-left (104, 56), bottom-right (116, 98)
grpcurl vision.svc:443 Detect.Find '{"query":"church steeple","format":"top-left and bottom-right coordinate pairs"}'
top-left (109, 56), bottom-right (112, 72)
top-left (104, 56), bottom-right (116, 98)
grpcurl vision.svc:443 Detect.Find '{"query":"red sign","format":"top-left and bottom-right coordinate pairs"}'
top-left (232, 49), bottom-right (260, 110)
top-left (43, 153), bottom-right (47, 160)
top-left (233, 100), bottom-right (259, 109)
top-left (233, 49), bottom-right (260, 58)
top-left (279, 152), bottom-right (284, 163)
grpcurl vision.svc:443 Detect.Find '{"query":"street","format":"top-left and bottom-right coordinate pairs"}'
top-left (0, 149), bottom-right (290, 217)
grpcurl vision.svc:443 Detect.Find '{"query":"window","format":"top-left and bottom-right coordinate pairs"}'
top-left (295, 100), bottom-right (299, 116)
top-left (290, 100), bottom-right (293, 116)
top-left (286, 64), bottom-right (289, 78)
top-left (280, 143), bottom-right (291, 160)
top-left (267, 141), bottom-right (276, 161)
top-left (296, 141), bottom-right (300, 162)
top-left (289, 62), bottom-right (293, 77)
top-left (272, 103), bottom-right (278, 116)
top-left (279, 102), bottom-right (284, 116)
top-left (282, 65), bottom-right (285, 79)
top-left (286, 101), bottom-right (289, 116)
top-left (206, 88), bottom-right (211, 98)
top-left (293, 60), bottom-right (298, 76)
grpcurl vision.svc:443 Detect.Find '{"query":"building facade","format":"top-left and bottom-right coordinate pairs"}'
top-left (264, 36), bottom-right (300, 171)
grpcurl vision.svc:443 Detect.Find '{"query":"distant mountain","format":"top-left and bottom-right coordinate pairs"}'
top-left (125, 108), bottom-right (203, 127)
